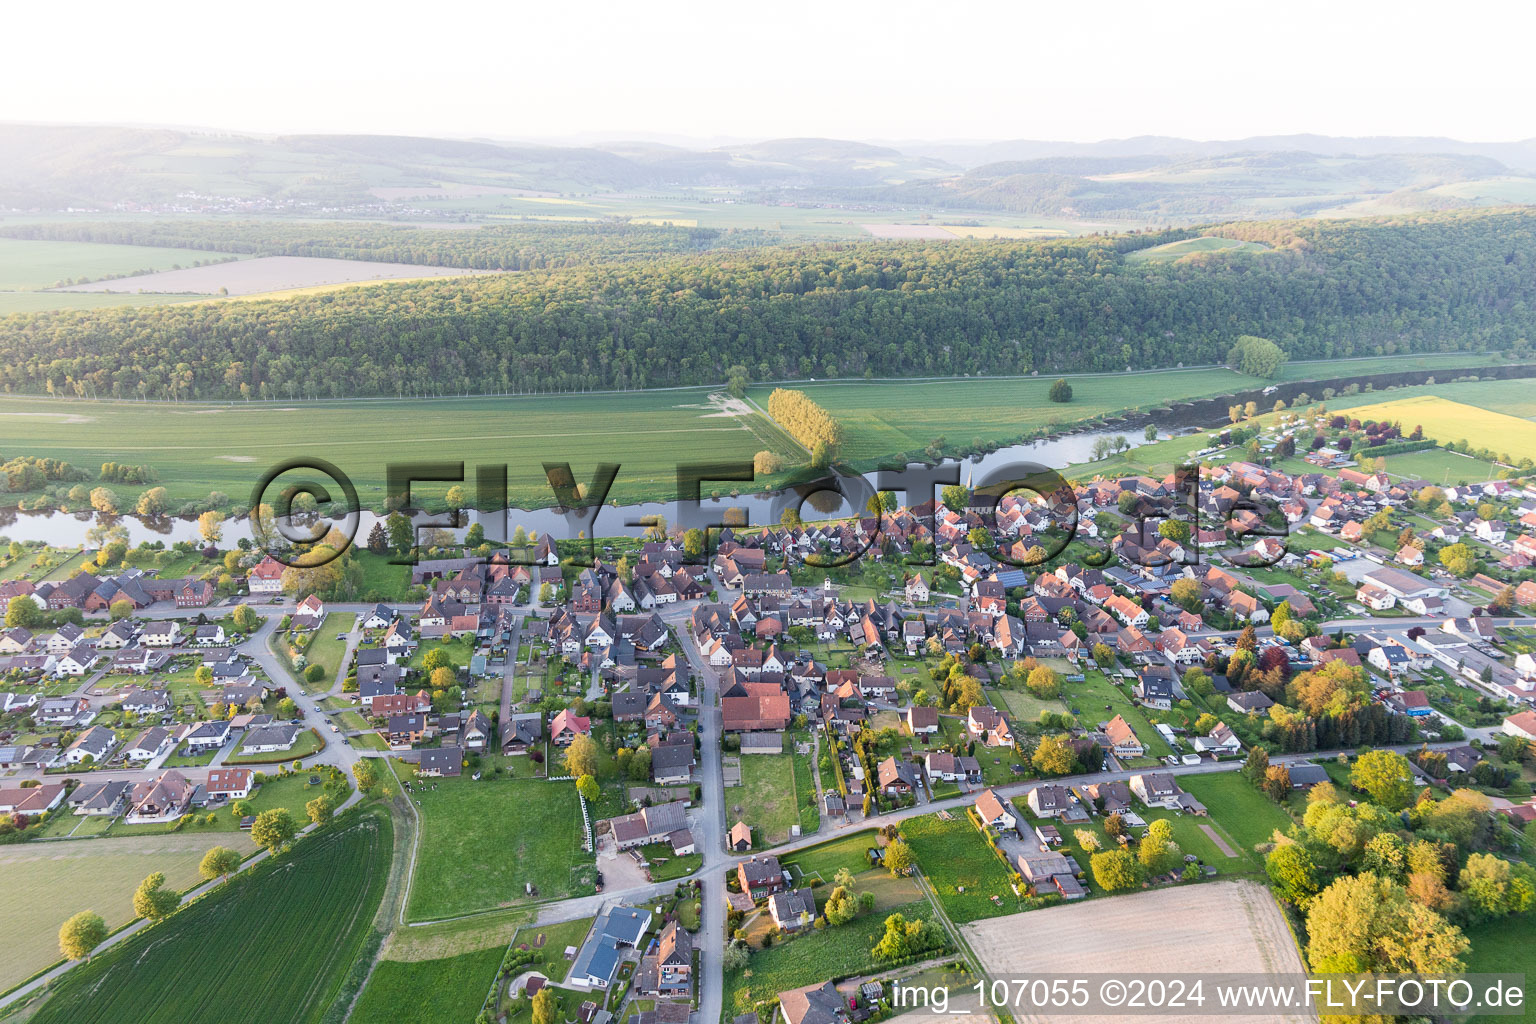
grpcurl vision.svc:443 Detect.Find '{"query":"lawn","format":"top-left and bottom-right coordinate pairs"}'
top-left (1057, 670), bottom-right (1174, 757)
top-left (224, 727), bottom-right (326, 764)
top-left (1054, 805), bottom-right (1258, 880)
top-left (1462, 913), bottom-right (1536, 1023)
top-left (0, 830), bottom-right (258, 991)
top-left (1178, 773), bottom-right (1295, 858)
top-left (404, 772), bottom-right (595, 920)
top-left (302, 613), bottom-right (356, 687)
top-left (901, 812), bottom-right (1022, 923)
top-left (408, 635), bottom-right (477, 673)
top-left (349, 947), bottom-right (502, 1024)
top-left (509, 916), bottom-right (595, 983)
top-left (730, 747), bottom-right (801, 847)
top-left (23, 807), bottom-right (390, 1024)
top-left (780, 830), bottom-right (879, 882)
top-left (989, 686), bottom-right (1069, 726)
top-left (105, 772), bottom-right (344, 836)
top-left (635, 842), bottom-right (702, 882)
top-left (721, 899), bottom-right (941, 1020)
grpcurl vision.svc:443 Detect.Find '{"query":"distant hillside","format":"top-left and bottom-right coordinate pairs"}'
top-left (2, 124), bottom-right (1533, 222)
top-left (0, 125), bottom-right (955, 209)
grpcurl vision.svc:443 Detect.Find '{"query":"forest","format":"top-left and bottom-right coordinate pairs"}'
top-left (1, 209), bottom-right (1534, 400)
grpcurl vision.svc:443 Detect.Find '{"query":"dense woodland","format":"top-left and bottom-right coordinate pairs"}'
top-left (1, 209), bottom-right (1535, 399)
top-left (0, 220), bottom-right (778, 271)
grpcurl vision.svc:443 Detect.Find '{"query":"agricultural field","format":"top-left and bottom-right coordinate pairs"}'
top-left (900, 812), bottom-right (1022, 923)
top-left (349, 947), bottom-right (502, 1024)
top-left (1124, 236), bottom-right (1270, 262)
top-left (0, 290), bottom-right (201, 314)
top-left (382, 908), bottom-right (528, 962)
top-left (1335, 394), bottom-right (1536, 464)
top-left (749, 369), bottom-right (1250, 464)
top-left (0, 237), bottom-right (238, 291)
top-left (403, 774), bottom-right (594, 920)
top-left (961, 881), bottom-right (1310, 1024)
top-left (0, 387), bottom-right (802, 512)
top-left (722, 899), bottom-right (940, 1020)
top-left (0, 831), bottom-right (257, 991)
top-left (54, 255), bottom-right (488, 295)
top-left (22, 808), bottom-right (391, 1024)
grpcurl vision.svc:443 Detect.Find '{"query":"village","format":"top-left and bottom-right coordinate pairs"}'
top-left (4, 399), bottom-right (1536, 1024)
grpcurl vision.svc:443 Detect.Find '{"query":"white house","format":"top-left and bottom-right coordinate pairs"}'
top-left (248, 556), bottom-right (286, 594)
top-left (1192, 721), bottom-right (1242, 755)
top-left (141, 621), bottom-right (181, 647)
top-left (63, 725), bottom-right (117, 765)
top-left (974, 788), bottom-right (1017, 831)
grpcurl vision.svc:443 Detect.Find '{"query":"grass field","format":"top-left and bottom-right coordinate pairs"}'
top-left (303, 613), bottom-right (356, 686)
top-left (384, 909), bottom-right (529, 962)
top-left (0, 291), bottom-right (206, 314)
top-left (1462, 913), bottom-right (1536, 1023)
top-left (1177, 773), bottom-right (1295, 857)
top-left (24, 808), bottom-right (390, 1024)
top-left (730, 746), bottom-right (800, 846)
top-left (349, 947), bottom-right (502, 1024)
top-left (1378, 447), bottom-right (1504, 484)
top-left (0, 237), bottom-right (240, 292)
top-left (0, 831), bottom-right (258, 991)
top-left (780, 830), bottom-right (879, 881)
top-left (2, 356), bottom-right (1523, 516)
top-left (748, 369), bottom-right (1249, 464)
top-left (404, 774), bottom-right (594, 920)
top-left (1125, 236), bottom-right (1270, 262)
top-left (1337, 394), bottom-right (1536, 464)
top-left (901, 812), bottom-right (1021, 923)
top-left (0, 387), bottom-right (803, 511)
top-left (721, 899), bottom-right (939, 1020)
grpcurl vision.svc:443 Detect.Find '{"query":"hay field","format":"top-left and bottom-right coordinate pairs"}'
top-left (962, 880), bottom-right (1311, 1024)
top-left (1337, 394), bottom-right (1536, 463)
top-left (0, 832), bottom-right (256, 990)
top-left (1126, 237), bottom-right (1270, 262)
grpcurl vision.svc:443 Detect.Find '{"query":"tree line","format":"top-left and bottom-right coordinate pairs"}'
top-left (2, 209), bottom-right (1535, 401)
top-left (766, 388), bottom-right (845, 459)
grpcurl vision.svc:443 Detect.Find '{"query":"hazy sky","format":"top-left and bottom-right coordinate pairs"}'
top-left (7, 0), bottom-right (1531, 143)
